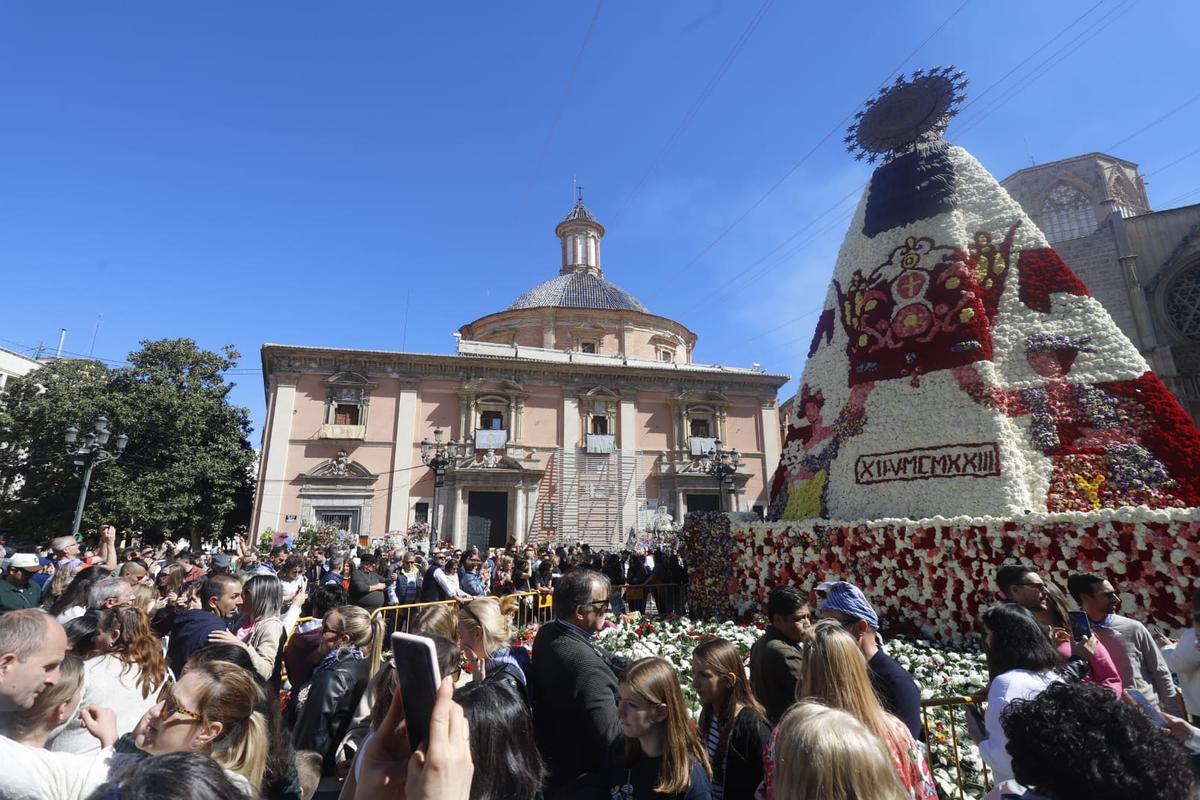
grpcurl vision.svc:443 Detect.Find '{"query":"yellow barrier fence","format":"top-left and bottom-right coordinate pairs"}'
top-left (919, 695), bottom-right (990, 800)
top-left (368, 582), bottom-right (686, 635)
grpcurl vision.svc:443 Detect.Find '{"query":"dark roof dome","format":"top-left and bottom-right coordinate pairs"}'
top-left (562, 201), bottom-right (597, 223)
top-left (508, 271), bottom-right (648, 312)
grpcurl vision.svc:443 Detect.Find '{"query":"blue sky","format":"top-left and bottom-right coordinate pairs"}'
top-left (3, 1), bottom-right (1198, 443)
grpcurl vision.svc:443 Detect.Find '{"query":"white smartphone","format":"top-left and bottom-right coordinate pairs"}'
top-left (1124, 688), bottom-right (1169, 729)
top-left (391, 632), bottom-right (442, 751)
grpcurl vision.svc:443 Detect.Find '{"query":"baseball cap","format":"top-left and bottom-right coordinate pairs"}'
top-left (9, 553), bottom-right (41, 571)
top-left (211, 553), bottom-right (232, 569)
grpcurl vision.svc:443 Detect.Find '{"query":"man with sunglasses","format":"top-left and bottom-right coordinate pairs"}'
top-left (530, 568), bottom-right (622, 800)
top-left (1068, 572), bottom-right (1181, 715)
top-left (996, 564), bottom-right (1050, 614)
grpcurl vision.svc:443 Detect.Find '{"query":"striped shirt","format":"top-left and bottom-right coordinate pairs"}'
top-left (705, 717), bottom-right (724, 800)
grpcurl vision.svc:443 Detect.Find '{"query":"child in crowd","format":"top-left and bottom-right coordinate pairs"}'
top-left (0, 652), bottom-right (84, 747)
top-left (613, 656), bottom-right (713, 800)
top-left (692, 638), bottom-right (771, 800)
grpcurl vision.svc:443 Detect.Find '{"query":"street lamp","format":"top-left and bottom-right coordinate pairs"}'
top-left (65, 415), bottom-right (129, 538)
top-left (703, 439), bottom-right (742, 512)
top-left (420, 427), bottom-right (461, 553)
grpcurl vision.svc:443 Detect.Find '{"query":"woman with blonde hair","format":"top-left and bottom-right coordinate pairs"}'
top-left (0, 658), bottom-right (266, 798)
top-left (130, 583), bottom-right (157, 616)
top-left (692, 638), bottom-right (771, 800)
top-left (788, 621), bottom-right (936, 800)
top-left (291, 604), bottom-right (387, 775)
top-left (132, 658), bottom-right (269, 795)
top-left (613, 656), bottom-right (712, 799)
top-left (771, 702), bottom-right (909, 800)
top-left (2, 653), bottom-right (85, 746)
top-left (459, 596), bottom-right (528, 694)
top-left (50, 605), bottom-right (170, 754)
top-left (411, 600), bottom-right (458, 640)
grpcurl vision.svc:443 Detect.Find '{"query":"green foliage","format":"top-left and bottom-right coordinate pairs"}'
top-left (0, 339), bottom-right (256, 546)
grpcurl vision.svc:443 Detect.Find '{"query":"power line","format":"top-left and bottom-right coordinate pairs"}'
top-left (676, 0), bottom-right (971, 275)
top-left (1104, 91), bottom-right (1200, 154)
top-left (706, 180), bottom-right (865, 297)
top-left (1163, 184), bottom-right (1200, 208)
top-left (611, 0), bottom-right (775, 226)
top-left (953, 1), bottom-right (1105, 119)
top-left (1143, 144), bottom-right (1200, 180)
top-left (525, 0), bottom-right (606, 194)
top-left (954, 0), bottom-right (1140, 139)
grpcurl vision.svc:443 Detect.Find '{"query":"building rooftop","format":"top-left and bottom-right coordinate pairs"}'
top-left (507, 270), bottom-right (649, 313)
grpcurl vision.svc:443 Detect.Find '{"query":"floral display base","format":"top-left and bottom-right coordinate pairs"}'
top-left (688, 507), bottom-right (1200, 641)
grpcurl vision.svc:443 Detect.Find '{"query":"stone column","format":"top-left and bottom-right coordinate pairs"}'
top-left (760, 397), bottom-right (781, 488)
top-left (449, 485), bottom-right (466, 549)
top-left (387, 381), bottom-right (419, 531)
top-left (563, 394), bottom-right (580, 536)
top-left (254, 373), bottom-right (297, 538)
top-left (513, 483), bottom-right (526, 544)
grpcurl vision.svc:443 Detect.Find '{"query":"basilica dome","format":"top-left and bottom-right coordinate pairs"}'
top-left (457, 196), bottom-right (696, 363)
top-left (508, 270), bottom-right (648, 313)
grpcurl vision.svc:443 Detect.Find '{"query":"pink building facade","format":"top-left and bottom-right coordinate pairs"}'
top-left (251, 201), bottom-right (788, 549)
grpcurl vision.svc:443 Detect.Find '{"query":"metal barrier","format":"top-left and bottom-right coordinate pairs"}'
top-left (919, 695), bottom-right (991, 800)
top-left (367, 582), bottom-right (686, 635)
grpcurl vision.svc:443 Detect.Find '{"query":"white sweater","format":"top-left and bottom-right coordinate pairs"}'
top-left (47, 655), bottom-right (161, 755)
top-left (978, 669), bottom-right (1056, 790)
top-left (0, 736), bottom-right (252, 799)
top-left (1162, 628), bottom-right (1200, 716)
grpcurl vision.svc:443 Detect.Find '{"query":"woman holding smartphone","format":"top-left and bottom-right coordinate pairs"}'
top-left (969, 604), bottom-right (1060, 797)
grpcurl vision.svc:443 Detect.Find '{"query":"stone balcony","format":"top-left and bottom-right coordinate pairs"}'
top-left (319, 424), bottom-right (366, 440)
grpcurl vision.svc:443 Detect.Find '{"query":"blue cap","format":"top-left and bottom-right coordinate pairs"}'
top-left (819, 581), bottom-right (880, 629)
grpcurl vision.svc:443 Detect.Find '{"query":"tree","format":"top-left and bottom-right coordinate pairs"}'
top-left (0, 339), bottom-right (256, 549)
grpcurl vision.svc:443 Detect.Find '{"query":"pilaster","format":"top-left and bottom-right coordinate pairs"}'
top-left (255, 373), bottom-right (298, 537)
top-left (387, 381), bottom-right (420, 531)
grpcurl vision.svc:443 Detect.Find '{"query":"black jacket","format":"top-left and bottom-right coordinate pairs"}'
top-left (530, 621), bottom-right (621, 798)
top-left (707, 706), bottom-right (772, 800)
top-left (166, 610), bottom-right (229, 678)
top-left (291, 653), bottom-right (371, 774)
top-left (418, 565), bottom-right (450, 602)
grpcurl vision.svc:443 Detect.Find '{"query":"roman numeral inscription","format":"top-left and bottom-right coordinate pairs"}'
top-left (854, 442), bottom-right (1001, 485)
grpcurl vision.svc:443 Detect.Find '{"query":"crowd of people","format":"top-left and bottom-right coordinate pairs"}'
top-left (0, 525), bottom-right (1196, 800)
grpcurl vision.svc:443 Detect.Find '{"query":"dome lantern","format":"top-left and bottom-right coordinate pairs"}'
top-left (555, 187), bottom-right (605, 277)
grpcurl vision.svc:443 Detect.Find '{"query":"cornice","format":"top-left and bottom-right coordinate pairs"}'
top-left (261, 345), bottom-right (788, 396)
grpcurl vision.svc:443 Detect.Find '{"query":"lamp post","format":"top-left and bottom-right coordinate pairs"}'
top-left (703, 439), bottom-right (741, 512)
top-left (420, 427), bottom-right (461, 553)
top-left (65, 415), bottom-right (129, 538)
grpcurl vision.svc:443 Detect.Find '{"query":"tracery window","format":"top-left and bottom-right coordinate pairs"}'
top-left (1166, 264), bottom-right (1200, 342)
top-left (1039, 184), bottom-right (1096, 243)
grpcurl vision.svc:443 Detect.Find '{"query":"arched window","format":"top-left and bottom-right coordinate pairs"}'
top-left (1039, 184), bottom-right (1096, 243)
top-left (1165, 263), bottom-right (1200, 342)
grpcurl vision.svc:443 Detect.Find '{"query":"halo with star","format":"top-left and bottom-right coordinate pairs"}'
top-left (844, 66), bottom-right (968, 164)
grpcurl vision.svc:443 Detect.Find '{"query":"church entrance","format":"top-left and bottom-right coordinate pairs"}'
top-left (467, 491), bottom-right (509, 550)
top-left (685, 493), bottom-right (721, 514)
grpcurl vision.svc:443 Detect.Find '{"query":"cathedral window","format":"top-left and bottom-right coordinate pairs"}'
top-left (580, 341), bottom-right (598, 354)
top-left (1166, 263), bottom-right (1200, 342)
top-left (1039, 184), bottom-right (1096, 243)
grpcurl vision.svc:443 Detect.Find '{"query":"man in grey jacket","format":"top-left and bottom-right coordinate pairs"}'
top-left (1067, 572), bottom-right (1181, 715)
top-left (749, 585), bottom-right (812, 724)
